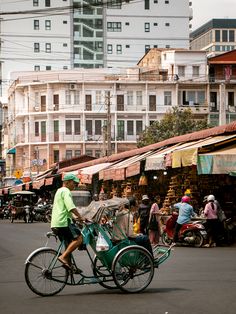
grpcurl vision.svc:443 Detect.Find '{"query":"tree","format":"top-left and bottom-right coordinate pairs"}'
top-left (137, 107), bottom-right (210, 147)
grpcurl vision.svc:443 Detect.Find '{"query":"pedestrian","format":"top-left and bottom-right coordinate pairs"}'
top-left (138, 195), bottom-right (151, 235)
top-left (148, 196), bottom-right (162, 245)
top-left (203, 194), bottom-right (219, 247)
top-left (51, 173), bottom-right (84, 269)
top-left (173, 195), bottom-right (196, 244)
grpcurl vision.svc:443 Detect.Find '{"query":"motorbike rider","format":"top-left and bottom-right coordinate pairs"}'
top-left (172, 196), bottom-right (196, 244)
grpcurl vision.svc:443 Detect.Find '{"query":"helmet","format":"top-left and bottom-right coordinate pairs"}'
top-left (181, 196), bottom-right (190, 203)
top-left (207, 194), bottom-right (215, 202)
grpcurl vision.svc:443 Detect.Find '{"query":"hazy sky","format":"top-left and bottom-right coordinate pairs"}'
top-left (191, 0), bottom-right (236, 30)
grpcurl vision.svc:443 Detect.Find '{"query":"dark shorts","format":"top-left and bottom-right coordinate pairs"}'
top-left (52, 223), bottom-right (81, 246)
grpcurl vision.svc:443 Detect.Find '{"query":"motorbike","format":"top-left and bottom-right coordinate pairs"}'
top-left (162, 212), bottom-right (207, 247)
top-left (33, 203), bottom-right (52, 223)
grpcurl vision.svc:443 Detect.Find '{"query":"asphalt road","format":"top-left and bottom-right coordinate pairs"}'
top-left (0, 220), bottom-right (236, 314)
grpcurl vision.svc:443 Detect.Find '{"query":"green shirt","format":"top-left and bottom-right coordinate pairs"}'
top-left (51, 187), bottom-right (76, 228)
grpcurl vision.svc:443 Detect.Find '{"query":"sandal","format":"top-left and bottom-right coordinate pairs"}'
top-left (58, 256), bottom-right (72, 269)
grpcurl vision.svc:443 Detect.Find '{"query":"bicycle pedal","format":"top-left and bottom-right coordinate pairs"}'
top-left (72, 267), bottom-right (83, 274)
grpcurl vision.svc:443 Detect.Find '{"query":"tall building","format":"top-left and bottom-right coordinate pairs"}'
top-left (190, 19), bottom-right (236, 57)
top-left (0, 0), bottom-right (192, 101)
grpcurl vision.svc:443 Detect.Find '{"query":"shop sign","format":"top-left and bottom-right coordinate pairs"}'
top-left (114, 168), bottom-right (125, 181)
top-left (126, 162), bottom-right (140, 178)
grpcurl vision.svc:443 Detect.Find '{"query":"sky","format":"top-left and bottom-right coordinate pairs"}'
top-left (191, 0), bottom-right (236, 31)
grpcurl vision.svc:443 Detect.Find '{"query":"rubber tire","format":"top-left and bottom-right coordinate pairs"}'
top-left (161, 232), bottom-right (172, 246)
top-left (193, 231), bottom-right (204, 248)
top-left (93, 256), bottom-right (117, 290)
top-left (25, 248), bottom-right (68, 297)
top-left (112, 245), bottom-right (154, 293)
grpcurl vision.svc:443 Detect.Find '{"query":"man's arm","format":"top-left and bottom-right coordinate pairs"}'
top-left (71, 208), bottom-right (83, 223)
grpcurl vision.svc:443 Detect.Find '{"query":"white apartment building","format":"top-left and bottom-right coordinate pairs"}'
top-left (0, 0), bottom-right (192, 102)
top-left (4, 48), bottom-right (210, 177)
top-left (0, 0), bottom-right (73, 101)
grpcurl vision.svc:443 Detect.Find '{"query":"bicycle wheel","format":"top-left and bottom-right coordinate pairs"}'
top-left (112, 245), bottom-right (154, 293)
top-left (93, 256), bottom-right (117, 289)
top-left (25, 248), bottom-right (69, 296)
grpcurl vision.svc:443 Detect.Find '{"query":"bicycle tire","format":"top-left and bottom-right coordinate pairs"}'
top-left (93, 256), bottom-right (117, 290)
top-left (25, 248), bottom-right (69, 296)
top-left (112, 245), bottom-right (154, 293)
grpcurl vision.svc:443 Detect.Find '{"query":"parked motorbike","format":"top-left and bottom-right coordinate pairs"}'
top-left (33, 203), bottom-right (52, 223)
top-left (162, 212), bottom-right (207, 247)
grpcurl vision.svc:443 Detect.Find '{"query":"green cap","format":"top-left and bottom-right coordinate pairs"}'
top-left (63, 173), bottom-right (80, 183)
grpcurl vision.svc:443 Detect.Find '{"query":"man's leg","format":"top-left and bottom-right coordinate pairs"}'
top-left (59, 235), bottom-right (83, 264)
top-left (173, 223), bottom-right (182, 243)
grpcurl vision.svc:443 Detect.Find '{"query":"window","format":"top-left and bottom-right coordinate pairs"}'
top-left (126, 45), bottom-right (130, 48)
top-left (75, 150), bottom-right (81, 157)
top-left (41, 121), bottom-right (46, 141)
top-left (33, 0), bottom-right (39, 6)
top-left (145, 0), bottom-right (150, 10)
top-left (136, 91), bottom-right (142, 106)
top-left (85, 95), bottom-right (92, 110)
top-left (215, 30), bottom-right (221, 42)
top-left (54, 150), bottom-right (59, 163)
top-left (192, 66), bottom-right (199, 77)
top-left (107, 44), bottom-right (113, 54)
top-left (107, 22), bottom-right (121, 32)
top-left (222, 30), bottom-right (228, 42)
top-left (116, 44), bottom-right (122, 54)
top-left (107, 0), bottom-right (122, 9)
top-left (153, 45), bottom-right (158, 48)
top-left (74, 120), bottom-right (81, 135)
top-left (149, 95), bottom-right (156, 111)
top-left (164, 91), bottom-right (172, 106)
top-left (85, 150), bottom-right (93, 157)
top-left (145, 23), bottom-right (150, 32)
top-left (86, 120), bottom-right (92, 135)
top-left (125, 22), bottom-right (130, 26)
top-left (35, 122), bottom-right (39, 136)
top-left (127, 120), bottom-right (134, 135)
top-left (95, 150), bottom-right (100, 158)
top-left (66, 150), bottom-right (72, 160)
top-left (178, 66), bottom-right (185, 77)
top-left (95, 120), bottom-right (102, 135)
top-left (165, 23), bottom-right (170, 26)
top-left (45, 43), bottom-right (51, 53)
top-left (34, 43), bottom-right (40, 52)
top-left (65, 90), bottom-right (71, 104)
top-left (145, 45), bottom-right (150, 53)
top-left (45, 0), bottom-right (50, 7)
top-left (153, 23), bottom-right (158, 26)
top-left (66, 120), bottom-right (72, 135)
top-left (117, 120), bottom-right (125, 140)
top-left (229, 30), bottom-right (235, 42)
top-left (34, 20), bottom-right (39, 30)
top-left (228, 92), bottom-right (234, 107)
top-left (63, 43), bottom-right (68, 47)
top-left (165, 0), bottom-right (169, 3)
top-left (117, 95), bottom-right (124, 111)
top-left (63, 20), bottom-right (68, 24)
top-left (96, 91), bottom-right (102, 105)
top-left (136, 121), bottom-right (143, 135)
top-left (53, 94), bottom-right (59, 110)
top-left (34, 65), bottom-right (40, 71)
top-left (46, 66), bottom-right (51, 70)
top-left (54, 120), bottom-right (59, 141)
top-left (41, 95), bottom-right (46, 111)
top-left (127, 91), bottom-right (133, 105)
top-left (45, 20), bottom-right (51, 30)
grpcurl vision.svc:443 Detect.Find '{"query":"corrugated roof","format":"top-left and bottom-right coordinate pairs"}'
top-left (58, 121), bottom-right (236, 174)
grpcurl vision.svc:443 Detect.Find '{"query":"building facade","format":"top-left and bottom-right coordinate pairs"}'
top-left (0, 0), bottom-right (192, 101)
top-left (190, 19), bottom-right (236, 57)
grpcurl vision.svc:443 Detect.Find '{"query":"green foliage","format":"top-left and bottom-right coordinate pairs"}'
top-left (137, 107), bottom-right (210, 147)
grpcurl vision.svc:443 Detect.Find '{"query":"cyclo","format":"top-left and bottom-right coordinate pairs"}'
top-left (24, 197), bottom-right (173, 296)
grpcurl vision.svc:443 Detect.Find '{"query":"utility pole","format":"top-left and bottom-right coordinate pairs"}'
top-left (106, 91), bottom-right (112, 156)
top-left (102, 91), bottom-right (112, 156)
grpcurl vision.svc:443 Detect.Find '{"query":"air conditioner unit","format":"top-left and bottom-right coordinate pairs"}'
top-left (69, 83), bottom-right (77, 90)
top-left (34, 106), bottom-right (39, 111)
